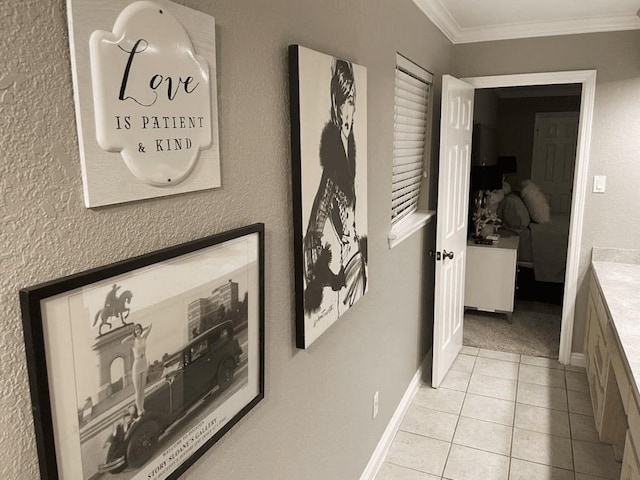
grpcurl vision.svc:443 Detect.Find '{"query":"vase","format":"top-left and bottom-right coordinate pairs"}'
top-left (480, 224), bottom-right (496, 237)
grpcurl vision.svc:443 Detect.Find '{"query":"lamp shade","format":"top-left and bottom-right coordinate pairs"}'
top-left (498, 155), bottom-right (517, 174)
top-left (471, 165), bottom-right (502, 191)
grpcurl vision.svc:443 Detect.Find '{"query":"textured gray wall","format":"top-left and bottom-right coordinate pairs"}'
top-left (0, 0), bottom-right (451, 478)
top-left (454, 31), bottom-right (640, 352)
top-left (473, 89), bottom-right (498, 129)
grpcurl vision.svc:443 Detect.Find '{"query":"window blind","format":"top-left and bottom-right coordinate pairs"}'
top-left (391, 59), bottom-right (432, 226)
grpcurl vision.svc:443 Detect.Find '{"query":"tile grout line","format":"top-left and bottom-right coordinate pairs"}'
top-left (439, 353), bottom-right (475, 478)
top-left (566, 368), bottom-right (578, 479)
top-left (383, 459), bottom-right (439, 477)
top-left (508, 355), bottom-right (521, 478)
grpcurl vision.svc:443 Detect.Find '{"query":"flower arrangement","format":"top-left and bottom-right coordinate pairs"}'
top-left (472, 193), bottom-right (501, 238)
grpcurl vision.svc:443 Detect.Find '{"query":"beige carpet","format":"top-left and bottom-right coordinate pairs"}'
top-left (463, 300), bottom-right (562, 358)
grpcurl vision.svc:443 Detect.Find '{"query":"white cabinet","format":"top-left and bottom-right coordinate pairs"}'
top-left (586, 269), bottom-right (640, 474)
top-left (464, 236), bottom-right (519, 321)
top-left (585, 283), bottom-right (609, 431)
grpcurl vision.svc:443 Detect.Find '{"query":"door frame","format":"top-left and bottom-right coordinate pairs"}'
top-left (461, 70), bottom-right (597, 365)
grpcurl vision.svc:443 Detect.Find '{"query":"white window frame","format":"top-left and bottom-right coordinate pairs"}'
top-left (388, 53), bottom-right (436, 249)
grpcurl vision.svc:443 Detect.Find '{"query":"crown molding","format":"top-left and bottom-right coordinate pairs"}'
top-left (413, 0), bottom-right (640, 44)
top-left (454, 14), bottom-right (640, 44)
top-left (411, 0), bottom-right (459, 43)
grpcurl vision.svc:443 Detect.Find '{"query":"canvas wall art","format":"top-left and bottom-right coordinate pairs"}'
top-left (289, 45), bottom-right (368, 349)
top-left (20, 225), bottom-right (264, 480)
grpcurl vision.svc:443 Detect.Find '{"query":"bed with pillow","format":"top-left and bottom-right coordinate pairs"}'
top-left (496, 180), bottom-right (570, 284)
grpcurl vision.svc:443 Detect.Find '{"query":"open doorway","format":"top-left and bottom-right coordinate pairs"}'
top-left (463, 84), bottom-right (581, 359)
top-left (461, 71), bottom-right (596, 367)
top-left (431, 71), bottom-right (595, 387)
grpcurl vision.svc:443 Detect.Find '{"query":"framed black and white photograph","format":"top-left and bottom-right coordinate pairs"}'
top-left (20, 224), bottom-right (264, 480)
top-left (289, 45), bottom-right (368, 349)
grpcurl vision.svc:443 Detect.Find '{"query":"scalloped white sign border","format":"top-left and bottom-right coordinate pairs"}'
top-left (68, 0), bottom-right (220, 207)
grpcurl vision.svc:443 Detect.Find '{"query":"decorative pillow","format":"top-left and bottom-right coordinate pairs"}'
top-left (520, 180), bottom-right (551, 223)
top-left (488, 189), bottom-right (505, 211)
top-left (498, 193), bottom-right (530, 230)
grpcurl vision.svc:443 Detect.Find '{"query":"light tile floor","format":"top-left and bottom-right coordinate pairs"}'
top-left (375, 347), bottom-right (622, 480)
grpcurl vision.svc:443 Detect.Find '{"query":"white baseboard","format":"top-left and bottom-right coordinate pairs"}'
top-left (570, 352), bottom-right (586, 368)
top-left (360, 352), bottom-right (432, 480)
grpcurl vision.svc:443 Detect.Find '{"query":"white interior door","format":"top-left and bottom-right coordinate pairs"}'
top-left (432, 75), bottom-right (474, 388)
top-left (531, 112), bottom-right (579, 215)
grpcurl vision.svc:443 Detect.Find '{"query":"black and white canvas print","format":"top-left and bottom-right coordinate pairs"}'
top-left (20, 225), bottom-right (264, 480)
top-left (289, 45), bottom-right (368, 349)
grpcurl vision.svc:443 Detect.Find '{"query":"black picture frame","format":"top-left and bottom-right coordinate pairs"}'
top-left (20, 224), bottom-right (265, 480)
top-left (289, 45), bottom-right (369, 349)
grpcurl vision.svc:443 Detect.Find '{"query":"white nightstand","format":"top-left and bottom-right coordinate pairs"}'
top-left (464, 235), bottom-right (520, 322)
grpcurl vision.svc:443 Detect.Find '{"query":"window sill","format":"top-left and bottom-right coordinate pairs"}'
top-left (388, 210), bottom-right (436, 249)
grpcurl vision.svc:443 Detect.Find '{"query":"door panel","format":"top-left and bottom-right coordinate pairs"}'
top-left (531, 112), bottom-right (579, 215)
top-left (432, 75), bottom-right (474, 388)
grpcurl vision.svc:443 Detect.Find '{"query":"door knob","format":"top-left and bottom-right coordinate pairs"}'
top-left (442, 250), bottom-right (454, 260)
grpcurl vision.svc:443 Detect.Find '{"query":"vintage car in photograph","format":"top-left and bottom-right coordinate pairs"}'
top-left (98, 320), bottom-right (242, 474)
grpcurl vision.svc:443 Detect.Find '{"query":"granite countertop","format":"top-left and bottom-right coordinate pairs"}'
top-left (591, 247), bottom-right (640, 398)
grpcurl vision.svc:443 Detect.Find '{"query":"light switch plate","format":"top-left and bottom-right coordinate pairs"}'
top-left (593, 175), bottom-right (606, 193)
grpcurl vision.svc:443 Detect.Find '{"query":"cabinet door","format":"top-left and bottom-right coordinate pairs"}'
top-left (585, 294), bottom-right (605, 426)
top-left (610, 329), bottom-right (632, 414)
top-left (464, 246), bottom-right (516, 312)
top-left (622, 431), bottom-right (640, 480)
top-left (584, 293), bottom-right (596, 374)
top-left (584, 293), bottom-right (593, 373)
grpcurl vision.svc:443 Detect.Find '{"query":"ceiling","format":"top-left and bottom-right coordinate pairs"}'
top-left (413, 0), bottom-right (640, 44)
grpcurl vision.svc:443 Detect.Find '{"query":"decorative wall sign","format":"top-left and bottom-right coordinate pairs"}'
top-left (20, 224), bottom-right (265, 480)
top-left (289, 45), bottom-right (368, 349)
top-left (67, 0), bottom-right (221, 207)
